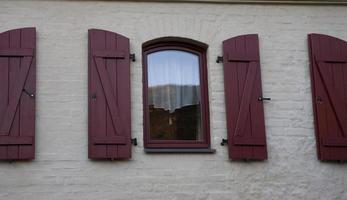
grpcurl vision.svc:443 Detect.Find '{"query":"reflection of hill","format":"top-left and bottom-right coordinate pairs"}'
top-left (148, 84), bottom-right (200, 113)
top-left (149, 104), bottom-right (201, 140)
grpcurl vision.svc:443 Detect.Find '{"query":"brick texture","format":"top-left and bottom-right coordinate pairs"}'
top-left (0, 1), bottom-right (347, 200)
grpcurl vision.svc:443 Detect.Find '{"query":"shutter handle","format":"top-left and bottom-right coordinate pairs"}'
top-left (91, 93), bottom-right (97, 101)
top-left (22, 89), bottom-right (35, 98)
top-left (258, 97), bottom-right (271, 101)
top-left (316, 96), bottom-right (323, 103)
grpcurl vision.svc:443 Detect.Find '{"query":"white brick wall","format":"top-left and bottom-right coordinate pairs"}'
top-left (0, 1), bottom-right (347, 199)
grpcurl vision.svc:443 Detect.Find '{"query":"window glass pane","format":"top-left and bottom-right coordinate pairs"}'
top-left (147, 50), bottom-right (202, 140)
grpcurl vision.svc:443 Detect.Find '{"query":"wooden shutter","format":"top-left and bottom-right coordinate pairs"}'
top-left (222, 34), bottom-right (267, 160)
top-left (308, 34), bottom-right (347, 161)
top-left (88, 29), bottom-right (132, 159)
top-left (0, 28), bottom-right (36, 160)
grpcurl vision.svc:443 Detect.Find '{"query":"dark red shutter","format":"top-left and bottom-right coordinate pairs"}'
top-left (308, 34), bottom-right (347, 161)
top-left (222, 34), bottom-right (267, 160)
top-left (0, 28), bottom-right (36, 160)
top-left (88, 29), bottom-right (131, 159)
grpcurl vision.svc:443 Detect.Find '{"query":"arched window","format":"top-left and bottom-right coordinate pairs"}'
top-left (143, 37), bottom-right (211, 150)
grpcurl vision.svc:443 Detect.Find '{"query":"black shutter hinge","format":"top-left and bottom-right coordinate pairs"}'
top-left (258, 97), bottom-right (271, 101)
top-left (22, 89), bottom-right (35, 98)
top-left (221, 138), bottom-right (228, 146)
top-left (216, 56), bottom-right (223, 63)
top-left (131, 138), bottom-right (138, 146)
top-left (130, 53), bottom-right (136, 62)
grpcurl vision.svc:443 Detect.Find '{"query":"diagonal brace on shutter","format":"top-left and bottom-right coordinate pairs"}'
top-left (316, 61), bottom-right (347, 139)
top-left (93, 56), bottom-right (125, 135)
top-left (233, 61), bottom-right (266, 146)
top-left (0, 56), bottom-right (34, 135)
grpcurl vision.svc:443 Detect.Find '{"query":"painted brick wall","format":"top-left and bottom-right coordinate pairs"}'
top-left (0, 1), bottom-right (347, 199)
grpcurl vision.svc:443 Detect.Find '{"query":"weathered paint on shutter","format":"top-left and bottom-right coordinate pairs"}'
top-left (222, 34), bottom-right (267, 160)
top-left (88, 29), bottom-right (131, 159)
top-left (0, 28), bottom-right (36, 160)
top-left (308, 34), bottom-right (347, 161)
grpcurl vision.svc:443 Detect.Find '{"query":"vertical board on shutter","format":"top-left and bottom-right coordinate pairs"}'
top-left (222, 34), bottom-right (267, 160)
top-left (0, 28), bottom-right (36, 160)
top-left (88, 29), bottom-right (131, 159)
top-left (308, 34), bottom-right (347, 161)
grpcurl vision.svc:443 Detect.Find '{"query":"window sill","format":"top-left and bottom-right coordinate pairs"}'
top-left (144, 148), bottom-right (216, 153)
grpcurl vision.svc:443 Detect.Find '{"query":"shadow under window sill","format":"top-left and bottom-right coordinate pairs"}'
top-left (144, 148), bottom-right (216, 153)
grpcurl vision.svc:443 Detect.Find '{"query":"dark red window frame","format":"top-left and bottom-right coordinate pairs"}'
top-left (142, 38), bottom-right (210, 149)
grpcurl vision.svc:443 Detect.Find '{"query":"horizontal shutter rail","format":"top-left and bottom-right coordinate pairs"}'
top-left (93, 136), bottom-right (127, 145)
top-left (228, 53), bottom-right (259, 62)
top-left (93, 50), bottom-right (126, 58)
top-left (233, 137), bottom-right (266, 146)
top-left (0, 136), bottom-right (33, 145)
top-left (0, 48), bottom-right (34, 57)
top-left (315, 55), bottom-right (347, 63)
top-left (322, 138), bottom-right (347, 147)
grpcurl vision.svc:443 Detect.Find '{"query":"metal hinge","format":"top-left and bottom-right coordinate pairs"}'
top-left (221, 138), bottom-right (228, 146)
top-left (216, 56), bottom-right (223, 63)
top-left (258, 97), bottom-right (271, 101)
top-left (131, 138), bottom-right (138, 146)
top-left (130, 53), bottom-right (136, 62)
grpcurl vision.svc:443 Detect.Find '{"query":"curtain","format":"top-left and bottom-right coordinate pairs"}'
top-left (147, 50), bottom-right (201, 113)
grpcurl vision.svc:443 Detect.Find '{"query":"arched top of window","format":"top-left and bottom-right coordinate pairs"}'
top-left (142, 37), bottom-right (208, 52)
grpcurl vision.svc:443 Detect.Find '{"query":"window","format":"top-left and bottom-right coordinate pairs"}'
top-left (143, 37), bottom-right (211, 150)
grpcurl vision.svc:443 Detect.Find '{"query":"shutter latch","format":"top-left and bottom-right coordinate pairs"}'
top-left (131, 138), bottom-right (138, 146)
top-left (221, 138), bottom-right (228, 146)
top-left (22, 89), bottom-right (35, 98)
top-left (216, 56), bottom-right (223, 63)
top-left (130, 54), bottom-right (136, 62)
top-left (91, 93), bottom-right (97, 101)
top-left (258, 97), bottom-right (271, 101)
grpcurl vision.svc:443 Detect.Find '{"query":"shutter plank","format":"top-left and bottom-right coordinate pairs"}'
top-left (223, 34), bottom-right (267, 160)
top-left (115, 33), bottom-right (131, 159)
top-left (19, 28), bottom-right (35, 159)
top-left (0, 31), bottom-right (9, 159)
top-left (89, 29), bottom-right (107, 158)
top-left (7, 29), bottom-right (21, 160)
top-left (105, 31), bottom-right (117, 158)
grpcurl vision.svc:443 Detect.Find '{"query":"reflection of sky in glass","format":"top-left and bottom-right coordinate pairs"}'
top-left (148, 50), bottom-right (200, 87)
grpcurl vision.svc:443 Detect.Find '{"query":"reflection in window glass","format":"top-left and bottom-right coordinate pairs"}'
top-left (147, 50), bottom-right (202, 140)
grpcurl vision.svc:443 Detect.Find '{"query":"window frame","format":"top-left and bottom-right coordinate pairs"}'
top-left (142, 39), bottom-right (210, 149)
